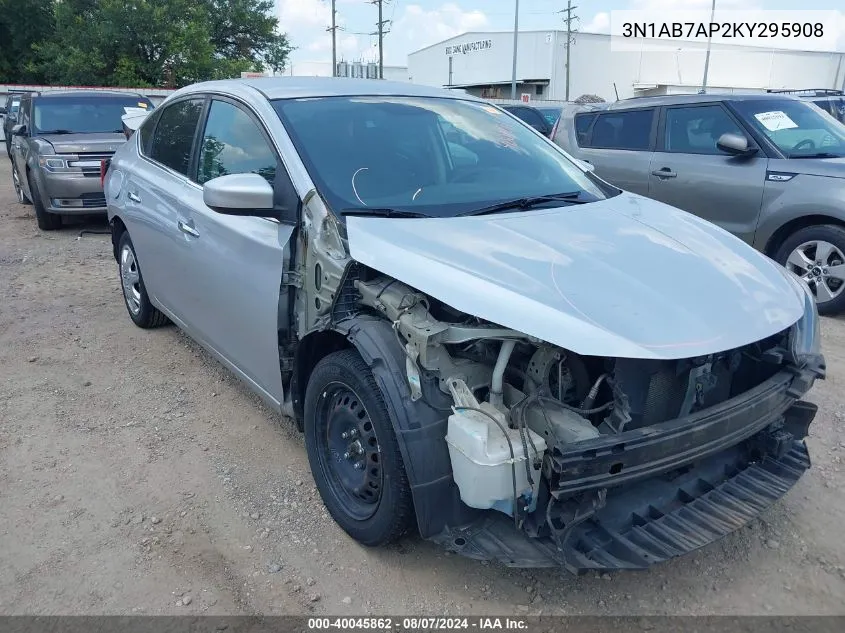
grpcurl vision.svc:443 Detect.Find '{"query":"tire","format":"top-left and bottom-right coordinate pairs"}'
top-left (12, 163), bottom-right (30, 204)
top-left (28, 172), bottom-right (61, 230)
top-left (117, 231), bottom-right (169, 328)
top-left (775, 224), bottom-right (845, 316)
top-left (304, 349), bottom-right (414, 546)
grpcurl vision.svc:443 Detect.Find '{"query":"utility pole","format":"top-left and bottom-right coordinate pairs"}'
top-left (510, 0), bottom-right (520, 100)
top-left (559, 1), bottom-right (578, 102)
top-left (700, 0), bottom-right (716, 93)
top-left (371, 0), bottom-right (390, 79)
top-left (326, 0), bottom-right (338, 77)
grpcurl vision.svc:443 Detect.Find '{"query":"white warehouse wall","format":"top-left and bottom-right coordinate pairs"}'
top-left (409, 31), bottom-right (555, 89)
top-left (410, 31), bottom-right (845, 103)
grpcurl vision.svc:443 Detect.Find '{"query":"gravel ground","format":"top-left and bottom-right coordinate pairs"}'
top-left (0, 153), bottom-right (843, 616)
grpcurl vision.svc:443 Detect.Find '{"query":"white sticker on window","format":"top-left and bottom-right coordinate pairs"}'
top-left (754, 111), bottom-right (798, 131)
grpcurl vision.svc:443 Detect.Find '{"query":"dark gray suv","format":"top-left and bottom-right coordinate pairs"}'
top-left (552, 93), bottom-right (845, 314)
top-left (9, 90), bottom-right (153, 230)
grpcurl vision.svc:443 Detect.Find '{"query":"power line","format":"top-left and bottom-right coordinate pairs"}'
top-left (559, 1), bottom-right (578, 101)
top-left (325, 0), bottom-right (338, 77)
top-left (370, 0), bottom-right (390, 79)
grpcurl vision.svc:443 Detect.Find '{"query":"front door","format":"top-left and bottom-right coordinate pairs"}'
top-left (176, 97), bottom-right (294, 404)
top-left (647, 103), bottom-right (768, 244)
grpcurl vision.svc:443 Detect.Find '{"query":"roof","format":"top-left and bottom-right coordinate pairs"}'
top-left (599, 92), bottom-right (804, 110)
top-left (168, 77), bottom-right (486, 102)
top-left (34, 89), bottom-right (149, 99)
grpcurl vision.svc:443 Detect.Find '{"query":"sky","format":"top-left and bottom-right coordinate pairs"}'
top-left (276, 0), bottom-right (845, 70)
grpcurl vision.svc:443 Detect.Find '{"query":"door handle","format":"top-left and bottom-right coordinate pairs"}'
top-left (651, 168), bottom-right (677, 178)
top-left (178, 219), bottom-right (200, 238)
top-left (127, 191), bottom-right (141, 203)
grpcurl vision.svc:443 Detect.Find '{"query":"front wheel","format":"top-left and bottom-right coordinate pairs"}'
top-left (28, 172), bottom-right (61, 230)
top-left (775, 224), bottom-right (845, 315)
top-left (12, 163), bottom-right (30, 204)
top-left (304, 349), bottom-right (415, 546)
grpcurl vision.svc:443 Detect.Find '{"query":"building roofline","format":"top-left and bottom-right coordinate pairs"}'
top-left (409, 29), bottom-right (845, 57)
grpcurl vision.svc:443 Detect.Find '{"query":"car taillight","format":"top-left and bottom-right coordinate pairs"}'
top-left (100, 159), bottom-right (110, 189)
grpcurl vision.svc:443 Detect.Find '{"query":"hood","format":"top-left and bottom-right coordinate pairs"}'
top-left (38, 133), bottom-right (126, 155)
top-left (776, 156), bottom-right (845, 179)
top-left (346, 192), bottom-right (805, 360)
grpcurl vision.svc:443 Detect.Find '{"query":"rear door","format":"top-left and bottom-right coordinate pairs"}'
top-left (576, 107), bottom-right (656, 194)
top-left (647, 103), bottom-right (768, 244)
top-left (121, 97), bottom-right (205, 319)
top-left (175, 96), bottom-right (294, 404)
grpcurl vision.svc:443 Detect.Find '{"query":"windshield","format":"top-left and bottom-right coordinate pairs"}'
top-left (732, 98), bottom-right (845, 158)
top-left (272, 96), bottom-right (609, 218)
top-left (32, 95), bottom-right (153, 135)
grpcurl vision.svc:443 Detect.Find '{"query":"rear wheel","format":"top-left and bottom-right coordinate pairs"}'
top-left (304, 349), bottom-right (414, 546)
top-left (775, 224), bottom-right (845, 315)
top-left (28, 172), bottom-right (61, 230)
top-left (118, 231), bottom-right (169, 328)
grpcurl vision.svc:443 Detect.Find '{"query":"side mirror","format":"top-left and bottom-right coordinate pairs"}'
top-left (11, 123), bottom-right (26, 137)
top-left (0, 106), bottom-right (6, 115)
top-left (203, 173), bottom-right (278, 218)
top-left (717, 133), bottom-right (757, 156)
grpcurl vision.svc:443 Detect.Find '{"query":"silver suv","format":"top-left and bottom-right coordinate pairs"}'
top-left (551, 93), bottom-right (845, 314)
top-left (9, 90), bottom-right (153, 230)
top-left (103, 78), bottom-right (824, 573)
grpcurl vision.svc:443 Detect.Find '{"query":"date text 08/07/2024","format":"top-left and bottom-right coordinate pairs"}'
top-left (307, 618), bottom-right (529, 630)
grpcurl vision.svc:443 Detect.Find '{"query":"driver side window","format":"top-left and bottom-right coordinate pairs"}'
top-left (664, 105), bottom-right (744, 155)
top-left (197, 100), bottom-right (277, 185)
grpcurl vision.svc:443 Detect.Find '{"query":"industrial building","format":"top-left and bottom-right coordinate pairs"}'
top-left (408, 30), bottom-right (845, 103)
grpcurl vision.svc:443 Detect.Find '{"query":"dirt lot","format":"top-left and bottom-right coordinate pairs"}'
top-left (0, 153), bottom-right (844, 616)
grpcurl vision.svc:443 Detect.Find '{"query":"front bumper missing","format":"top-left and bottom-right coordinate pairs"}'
top-left (433, 432), bottom-right (812, 572)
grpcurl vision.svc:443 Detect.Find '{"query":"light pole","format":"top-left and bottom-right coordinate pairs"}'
top-left (511, 0), bottom-right (520, 100)
top-left (700, 0), bottom-right (716, 93)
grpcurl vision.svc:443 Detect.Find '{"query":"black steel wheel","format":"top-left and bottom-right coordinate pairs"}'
top-left (304, 349), bottom-right (414, 546)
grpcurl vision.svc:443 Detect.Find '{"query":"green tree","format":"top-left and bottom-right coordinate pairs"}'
top-left (0, 0), bottom-right (55, 83)
top-left (24, 0), bottom-right (292, 88)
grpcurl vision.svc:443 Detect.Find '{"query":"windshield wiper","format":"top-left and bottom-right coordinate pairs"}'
top-left (788, 152), bottom-right (843, 159)
top-left (37, 129), bottom-right (75, 135)
top-left (340, 207), bottom-right (432, 219)
top-left (457, 191), bottom-right (590, 217)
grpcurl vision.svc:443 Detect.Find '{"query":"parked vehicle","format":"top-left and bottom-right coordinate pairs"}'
top-left (534, 105), bottom-right (562, 128)
top-left (9, 90), bottom-right (153, 230)
top-left (2, 93), bottom-right (25, 156)
top-left (105, 77), bottom-right (824, 572)
top-left (501, 104), bottom-right (554, 137)
top-left (552, 93), bottom-right (845, 314)
top-left (767, 89), bottom-right (845, 124)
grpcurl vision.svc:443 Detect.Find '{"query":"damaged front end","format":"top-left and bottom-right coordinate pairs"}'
top-left (343, 268), bottom-right (824, 573)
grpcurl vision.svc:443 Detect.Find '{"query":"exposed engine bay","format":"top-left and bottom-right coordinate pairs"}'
top-left (343, 268), bottom-right (816, 556)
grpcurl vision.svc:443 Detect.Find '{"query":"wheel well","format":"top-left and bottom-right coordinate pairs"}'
top-left (765, 215), bottom-right (845, 258)
top-left (290, 329), bottom-right (353, 430)
top-left (110, 216), bottom-right (127, 261)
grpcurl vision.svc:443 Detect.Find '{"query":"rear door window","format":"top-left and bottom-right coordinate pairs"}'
top-left (574, 113), bottom-right (597, 146)
top-left (148, 98), bottom-right (205, 176)
top-left (584, 109), bottom-right (655, 150)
